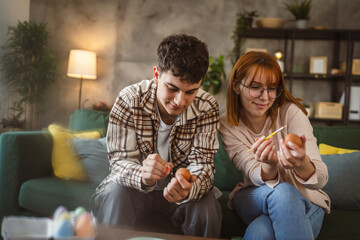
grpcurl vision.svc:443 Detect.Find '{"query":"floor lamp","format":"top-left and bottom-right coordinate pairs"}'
top-left (67, 50), bottom-right (97, 109)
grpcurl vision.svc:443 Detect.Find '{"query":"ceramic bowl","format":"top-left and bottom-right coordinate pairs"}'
top-left (255, 18), bottom-right (285, 28)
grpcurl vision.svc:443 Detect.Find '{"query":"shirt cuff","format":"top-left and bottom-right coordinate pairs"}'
top-left (265, 173), bottom-right (280, 188)
top-left (252, 165), bottom-right (280, 188)
top-left (140, 181), bottom-right (156, 192)
top-left (293, 169), bottom-right (319, 185)
top-left (176, 180), bottom-right (198, 204)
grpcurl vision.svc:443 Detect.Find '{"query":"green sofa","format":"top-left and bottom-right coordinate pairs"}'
top-left (1, 109), bottom-right (360, 239)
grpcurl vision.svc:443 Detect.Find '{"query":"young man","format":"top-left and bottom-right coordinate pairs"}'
top-left (91, 34), bottom-right (221, 237)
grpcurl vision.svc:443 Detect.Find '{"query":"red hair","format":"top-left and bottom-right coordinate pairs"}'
top-left (226, 51), bottom-right (306, 128)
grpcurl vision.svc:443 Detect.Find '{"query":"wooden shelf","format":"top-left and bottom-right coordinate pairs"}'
top-left (243, 28), bottom-right (360, 41)
top-left (285, 73), bottom-right (346, 81)
top-left (241, 28), bottom-right (360, 125)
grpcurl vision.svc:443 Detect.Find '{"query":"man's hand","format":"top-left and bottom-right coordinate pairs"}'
top-left (141, 154), bottom-right (173, 187)
top-left (163, 173), bottom-right (197, 203)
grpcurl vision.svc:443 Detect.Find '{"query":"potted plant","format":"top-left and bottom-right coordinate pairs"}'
top-left (283, 0), bottom-right (312, 29)
top-left (231, 9), bottom-right (258, 65)
top-left (1, 21), bottom-right (58, 130)
top-left (1, 102), bottom-right (26, 131)
top-left (201, 55), bottom-right (226, 95)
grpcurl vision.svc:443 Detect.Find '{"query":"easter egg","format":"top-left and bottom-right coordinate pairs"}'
top-left (175, 168), bottom-right (191, 181)
top-left (53, 206), bottom-right (68, 219)
top-left (53, 219), bottom-right (74, 237)
top-left (285, 133), bottom-right (302, 147)
top-left (74, 206), bottom-right (87, 218)
top-left (74, 212), bottom-right (95, 237)
top-left (55, 211), bottom-right (71, 223)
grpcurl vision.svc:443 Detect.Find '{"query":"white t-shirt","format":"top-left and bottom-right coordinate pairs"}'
top-left (155, 103), bottom-right (176, 190)
top-left (157, 117), bottom-right (173, 163)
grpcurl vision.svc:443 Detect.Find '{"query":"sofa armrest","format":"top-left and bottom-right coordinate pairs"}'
top-left (0, 131), bottom-right (53, 220)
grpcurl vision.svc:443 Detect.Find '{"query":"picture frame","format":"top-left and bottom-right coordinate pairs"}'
top-left (352, 59), bottom-right (360, 75)
top-left (310, 56), bottom-right (327, 74)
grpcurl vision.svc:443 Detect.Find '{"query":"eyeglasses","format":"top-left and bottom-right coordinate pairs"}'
top-left (239, 82), bottom-right (283, 99)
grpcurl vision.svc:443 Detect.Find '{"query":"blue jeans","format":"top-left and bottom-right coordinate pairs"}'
top-left (233, 182), bottom-right (325, 240)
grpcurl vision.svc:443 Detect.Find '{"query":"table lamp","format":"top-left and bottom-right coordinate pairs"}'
top-left (67, 49), bottom-right (97, 109)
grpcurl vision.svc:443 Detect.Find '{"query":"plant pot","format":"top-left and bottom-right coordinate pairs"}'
top-left (296, 19), bottom-right (308, 29)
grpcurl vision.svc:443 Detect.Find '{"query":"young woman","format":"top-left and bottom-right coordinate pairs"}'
top-left (219, 51), bottom-right (330, 240)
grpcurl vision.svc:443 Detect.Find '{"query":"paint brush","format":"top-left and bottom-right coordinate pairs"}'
top-left (247, 125), bottom-right (287, 152)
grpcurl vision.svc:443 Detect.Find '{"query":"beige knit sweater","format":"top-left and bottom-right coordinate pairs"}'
top-left (219, 101), bottom-right (330, 213)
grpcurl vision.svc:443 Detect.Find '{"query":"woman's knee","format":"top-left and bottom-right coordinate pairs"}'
top-left (270, 182), bottom-right (301, 202)
top-left (244, 215), bottom-right (275, 240)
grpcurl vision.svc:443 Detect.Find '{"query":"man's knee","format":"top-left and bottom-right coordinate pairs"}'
top-left (94, 183), bottom-right (133, 209)
top-left (92, 183), bottom-right (138, 226)
top-left (182, 192), bottom-right (222, 237)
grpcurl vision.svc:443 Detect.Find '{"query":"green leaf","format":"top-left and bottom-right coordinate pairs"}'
top-left (201, 55), bottom-right (226, 95)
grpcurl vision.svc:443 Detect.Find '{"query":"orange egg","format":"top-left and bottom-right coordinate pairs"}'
top-left (74, 212), bottom-right (95, 237)
top-left (175, 168), bottom-right (191, 181)
top-left (285, 133), bottom-right (302, 147)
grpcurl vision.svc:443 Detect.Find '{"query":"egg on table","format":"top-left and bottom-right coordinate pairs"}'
top-left (53, 205), bottom-right (68, 219)
top-left (74, 212), bottom-right (95, 237)
top-left (74, 206), bottom-right (87, 218)
top-left (53, 218), bottom-right (74, 238)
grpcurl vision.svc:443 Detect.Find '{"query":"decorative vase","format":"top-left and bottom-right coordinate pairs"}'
top-left (296, 19), bottom-right (308, 29)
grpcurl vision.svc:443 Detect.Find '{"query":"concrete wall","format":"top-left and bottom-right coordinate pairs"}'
top-left (3, 0), bottom-right (359, 129)
top-left (0, 0), bottom-right (30, 127)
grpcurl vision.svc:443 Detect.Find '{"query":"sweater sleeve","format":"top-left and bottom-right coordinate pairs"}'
top-left (282, 103), bottom-right (329, 189)
top-left (219, 114), bottom-right (269, 187)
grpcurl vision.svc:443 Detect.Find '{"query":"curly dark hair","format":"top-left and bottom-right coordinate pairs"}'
top-left (157, 34), bottom-right (209, 84)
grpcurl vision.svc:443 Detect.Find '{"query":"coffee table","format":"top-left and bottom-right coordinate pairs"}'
top-left (96, 224), bottom-right (224, 240)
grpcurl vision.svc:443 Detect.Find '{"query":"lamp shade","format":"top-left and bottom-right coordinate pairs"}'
top-left (67, 50), bottom-right (97, 79)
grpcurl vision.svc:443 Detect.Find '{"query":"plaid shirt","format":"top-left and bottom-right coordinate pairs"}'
top-left (95, 79), bottom-right (219, 202)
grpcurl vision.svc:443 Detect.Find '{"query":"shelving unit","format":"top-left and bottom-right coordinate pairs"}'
top-left (243, 28), bottom-right (360, 126)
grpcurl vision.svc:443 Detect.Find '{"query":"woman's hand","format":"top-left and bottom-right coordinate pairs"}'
top-left (251, 136), bottom-right (278, 181)
top-left (278, 135), bottom-right (315, 180)
top-left (251, 136), bottom-right (278, 166)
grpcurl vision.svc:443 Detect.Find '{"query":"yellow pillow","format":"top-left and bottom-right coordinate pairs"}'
top-left (48, 124), bottom-right (100, 181)
top-left (319, 143), bottom-right (359, 155)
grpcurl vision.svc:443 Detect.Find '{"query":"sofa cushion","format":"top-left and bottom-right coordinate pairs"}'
top-left (71, 137), bottom-right (109, 185)
top-left (19, 177), bottom-right (96, 216)
top-left (214, 133), bottom-right (243, 191)
top-left (322, 151), bottom-right (360, 210)
top-left (68, 109), bottom-right (109, 137)
top-left (319, 143), bottom-right (358, 155)
top-left (317, 209), bottom-right (360, 240)
top-left (49, 124), bottom-right (100, 181)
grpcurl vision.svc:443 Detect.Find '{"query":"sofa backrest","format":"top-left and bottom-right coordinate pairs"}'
top-left (214, 133), bottom-right (243, 191)
top-left (313, 125), bottom-right (360, 149)
top-left (68, 109), bottom-right (109, 137)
